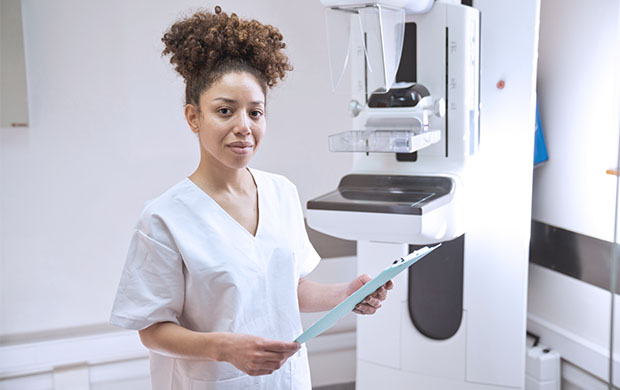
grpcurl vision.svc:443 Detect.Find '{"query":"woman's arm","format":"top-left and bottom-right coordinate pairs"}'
top-left (139, 322), bottom-right (299, 376)
top-left (296, 279), bottom-right (348, 312)
top-left (297, 276), bottom-right (393, 314)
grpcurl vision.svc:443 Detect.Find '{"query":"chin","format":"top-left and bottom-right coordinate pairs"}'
top-left (226, 157), bottom-right (252, 170)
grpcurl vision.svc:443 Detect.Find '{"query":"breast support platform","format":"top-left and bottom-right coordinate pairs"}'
top-left (295, 244), bottom-right (440, 344)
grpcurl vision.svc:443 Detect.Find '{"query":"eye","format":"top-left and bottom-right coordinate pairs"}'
top-left (250, 110), bottom-right (264, 119)
top-left (218, 107), bottom-right (232, 115)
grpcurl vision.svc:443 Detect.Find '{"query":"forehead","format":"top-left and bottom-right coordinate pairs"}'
top-left (202, 72), bottom-right (265, 103)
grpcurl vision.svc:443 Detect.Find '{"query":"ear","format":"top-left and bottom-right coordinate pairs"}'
top-left (184, 104), bottom-right (200, 133)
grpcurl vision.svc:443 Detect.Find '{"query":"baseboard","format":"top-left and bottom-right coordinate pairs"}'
top-left (0, 329), bottom-right (147, 379)
top-left (0, 327), bottom-right (356, 388)
top-left (527, 312), bottom-right (618, 387)
top-left (561, 360), bottom-right (609, 390)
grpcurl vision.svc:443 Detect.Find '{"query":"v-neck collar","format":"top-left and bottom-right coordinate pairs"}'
top-left (185, 167), bottom-right (262, 239)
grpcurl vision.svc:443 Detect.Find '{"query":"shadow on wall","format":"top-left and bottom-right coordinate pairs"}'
top-left (305, 220), bottom-right (356, 259)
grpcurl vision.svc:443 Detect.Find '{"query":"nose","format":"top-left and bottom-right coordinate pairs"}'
top-left (233, 112), bottom-right (252, 136)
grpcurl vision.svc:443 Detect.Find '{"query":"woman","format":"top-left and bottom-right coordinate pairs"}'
top-left (110, 7), bottom-right (392, 389)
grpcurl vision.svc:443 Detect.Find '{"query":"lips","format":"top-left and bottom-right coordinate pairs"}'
top-left (227, 141), bottom-right (253, 148)
top-left (227, 141), bottom-right (254, 155)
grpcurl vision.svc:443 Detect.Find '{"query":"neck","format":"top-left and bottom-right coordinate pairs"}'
top-left (189, 151), bottom-right (252, 195)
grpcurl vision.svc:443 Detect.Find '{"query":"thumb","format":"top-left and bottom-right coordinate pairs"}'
top-left (346, 274), bottom-right (371, 296)
top-left (358, 274), bottom-right (372, 284)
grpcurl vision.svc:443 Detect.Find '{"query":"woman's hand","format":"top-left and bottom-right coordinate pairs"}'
top-left (345, 275), bottom-right (394, 315)
top-left (218, 333), bottom-right (300, 376)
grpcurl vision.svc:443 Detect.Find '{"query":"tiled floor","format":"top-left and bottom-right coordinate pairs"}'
top-left (313, 383), bottom-right (355, 390)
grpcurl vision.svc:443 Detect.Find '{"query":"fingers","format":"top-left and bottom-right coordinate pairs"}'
top-left (257, 350), bottom-right (294, 363)
top-left (369, 287), bottom-right (387, 301)
top-left (367, 282), bottom-right (391, 301)
top-left (227, 335), bottom-right (300, 377)
top-left (257, 341), bottom-right (299, 365)
top-left (247, 358), bottom-right (287, 376)
top-left (245, 341), bottom-right (299, 376)
top-left (263, 340), bottom-right (300, 353)
top-left (363, 295), bottom-right (383, 308)
top-left (352, 279), bottom-right (394, 315)
top-left (354, 294), bottom-right (383, 314)
top-left (249, 369), bottom-right (277, 376)
top-left (354, 302), bottom-right (380, 315)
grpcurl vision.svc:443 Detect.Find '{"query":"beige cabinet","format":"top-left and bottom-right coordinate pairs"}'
top-left (1, 0), bottom-right (29, 128)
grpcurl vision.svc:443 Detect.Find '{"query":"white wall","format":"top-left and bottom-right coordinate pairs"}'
top-left (532, 0), bottom-right (620, 242)
top-left (529, 0), bottom-right (620, 386)
top-left (0, 0), bottom-right (352, 340)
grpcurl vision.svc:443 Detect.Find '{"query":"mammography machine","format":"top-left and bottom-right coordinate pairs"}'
top-left (307, 0), bottom-right (541, 389)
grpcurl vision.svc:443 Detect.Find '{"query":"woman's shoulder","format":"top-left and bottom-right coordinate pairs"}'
top-left (140, 178), bottom-right (194, 215)
top-left (249, 168), bottom-right (296, 193)
top-left (134, 179), bottom-right (197, 238)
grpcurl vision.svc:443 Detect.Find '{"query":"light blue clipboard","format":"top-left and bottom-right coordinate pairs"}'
top-left (294, 244), bottom-right (441, 344)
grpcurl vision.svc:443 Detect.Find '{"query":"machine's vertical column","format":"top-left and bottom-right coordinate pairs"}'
top-left (356, 241), bottom-right (409, 372)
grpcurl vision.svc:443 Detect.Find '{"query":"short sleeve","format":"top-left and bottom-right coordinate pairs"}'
top-left (289, 182), bottom-right (321, 278)
top-left (297, 230), bottom-right (321, 278)
top-left (110, 229), bottom-right (185, 330)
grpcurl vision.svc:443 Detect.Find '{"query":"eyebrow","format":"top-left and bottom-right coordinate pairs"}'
top-left (212, 97), bottom-right (265, 105)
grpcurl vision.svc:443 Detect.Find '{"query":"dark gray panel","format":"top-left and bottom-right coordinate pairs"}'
top-left (408, 236), bottom-right (464, 340)
top-left (529, 220), bottom-right (620, 293)
top-left (307, 174), bottom-right (454, 215)
top-left (395, 22), bottom-right (417, 83)
top-left (313, 383), bottom-right (355, 390)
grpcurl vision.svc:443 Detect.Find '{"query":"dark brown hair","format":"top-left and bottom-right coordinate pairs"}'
top-left (161, 6), bottom-right (293, 106)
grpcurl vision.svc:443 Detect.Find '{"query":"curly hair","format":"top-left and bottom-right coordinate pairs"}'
top-left (162, 6), bottom-right (293, 106)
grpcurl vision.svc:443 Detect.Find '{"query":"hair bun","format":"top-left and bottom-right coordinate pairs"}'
top-left (161, 8), bottom-right (292, 89)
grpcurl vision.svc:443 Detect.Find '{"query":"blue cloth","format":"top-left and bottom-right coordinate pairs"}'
top-left (534, 102), bottom-right (549, 166)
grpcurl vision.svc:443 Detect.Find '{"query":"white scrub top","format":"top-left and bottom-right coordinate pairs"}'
top-left (110, 168), bottom-right (320, 390)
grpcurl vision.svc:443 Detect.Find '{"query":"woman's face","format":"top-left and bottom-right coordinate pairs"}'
top-left (186, 71), bottom-right (266, 170)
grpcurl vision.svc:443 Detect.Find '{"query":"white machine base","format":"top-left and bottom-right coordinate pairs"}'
top-left (357, 360), bottom-right (522, 390)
